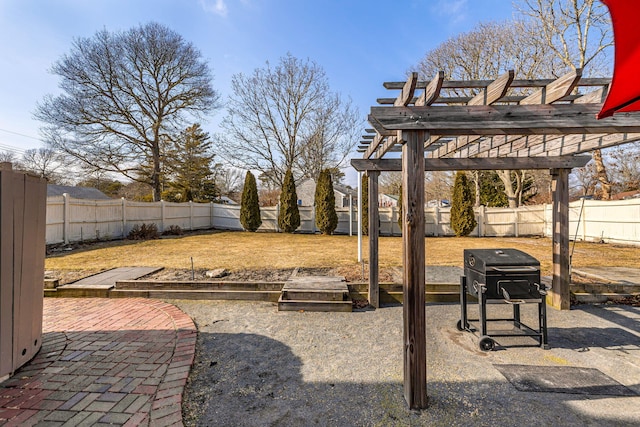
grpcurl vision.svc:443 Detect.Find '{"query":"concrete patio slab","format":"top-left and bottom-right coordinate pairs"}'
top-left (59, 267), bottom-right (163, 290)
top-left (573, 267), bottom-right (640, 286)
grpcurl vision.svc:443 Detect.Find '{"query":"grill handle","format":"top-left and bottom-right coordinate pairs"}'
top-left (488, 266), bottom-right (538, 273)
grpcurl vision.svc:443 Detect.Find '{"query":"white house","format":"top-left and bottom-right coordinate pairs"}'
top-left (378, 193), bottom-right (399, 207)
top-left (296, 178), bottom-right (357, 208)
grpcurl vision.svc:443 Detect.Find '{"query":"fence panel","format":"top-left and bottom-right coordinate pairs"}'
top-left (568, 199), bottom-right (640, 245)
top-left (45, 196), bottom-right (65, 244)
top-left (45, 196), bottom-right (640, 246)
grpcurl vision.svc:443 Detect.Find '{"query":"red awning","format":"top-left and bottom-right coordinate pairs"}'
top-left (597, 0), bottom-right (640, 119)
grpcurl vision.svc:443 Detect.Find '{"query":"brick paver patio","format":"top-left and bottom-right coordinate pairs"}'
top-left (0, 299), bottom-right (196, 426)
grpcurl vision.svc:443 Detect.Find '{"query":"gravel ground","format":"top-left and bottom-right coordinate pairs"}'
top-left (172, 300), bottom-right (640, 427)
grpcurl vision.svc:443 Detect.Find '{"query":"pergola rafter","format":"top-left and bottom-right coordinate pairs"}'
top-left (352, 69), bottom-right (640, 410)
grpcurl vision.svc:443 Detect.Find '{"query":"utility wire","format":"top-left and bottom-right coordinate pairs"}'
top-left (0, 127), bottom-right (43, 142)
top-left (0, 142), bottom-right (27, 155)
top-left (0, 128), bottom-right (46, 155)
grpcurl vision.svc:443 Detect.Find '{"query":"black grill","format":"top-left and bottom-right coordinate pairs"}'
top-left (464, 249), bottom-right (542, 300)
top-left (458, 248), bottom-right (549, 352)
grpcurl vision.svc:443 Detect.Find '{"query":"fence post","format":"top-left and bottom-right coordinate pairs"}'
top-left (275, 203), bottom-right (280, 233)
top-left (514, 209), bottom-right (519, 237)
top-left (189, 200), bottom-right (193, 231)
top-left (479, 205), bottom-right (486, 237)
top-left (210, 202), bottom-right (214, 229)
top-left (63, 193), bottom-right (70, 244)
top-left (349, 195), bottom-right (353, 236)
top-left (158, 200), bottom-right (165, 232)
top-left (581, 201), bottom-right (587, 241)
top-left (121, 197), bottom-right (127, 238)
top-left (433, 206), bottom-right (440, 237)
top-left (357, 172), bottom-right (362, 262)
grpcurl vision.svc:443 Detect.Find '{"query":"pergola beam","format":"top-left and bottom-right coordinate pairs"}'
top-left (383, 76), bottom-right (611, 90)
top-left (456, 83), bottom-right (610, 159)
top-left (520, 68), bottom-right (582, 105)
top-left (369, 104), bottom-right (640, 135)
top-left (432, 70), bottom-right (515, 157)
top-left (468, 70), bottom-right (514, 106)
top-left (415, 71), bottom-right (444, 107)
top-left (510, 132), bottom-right (640, 157)
top-left (395, 72), bottom-right (418, 107)
top-left (364, 73), bottom-right (419, 159)
top-left (351, 155), bottom-right (590, 172)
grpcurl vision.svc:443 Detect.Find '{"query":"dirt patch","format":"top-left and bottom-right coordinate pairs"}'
top-left (144, 268), bottom-right (295, 282)
top-left (143, 266), bottom-right (400, 283)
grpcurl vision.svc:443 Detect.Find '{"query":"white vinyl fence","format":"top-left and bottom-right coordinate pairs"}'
top-left (46, 194), bottom-right (640, 246)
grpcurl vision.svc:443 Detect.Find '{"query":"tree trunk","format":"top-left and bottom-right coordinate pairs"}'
top-left (496, 170), bottom-right (518, 208)
top-left (152, 141), bottom-right (162, 202)
top-left (592, 149), bottom-right (612, 200)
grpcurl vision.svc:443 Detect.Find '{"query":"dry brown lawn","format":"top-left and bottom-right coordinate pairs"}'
top-left (45, 230), bottom-right (638, 279)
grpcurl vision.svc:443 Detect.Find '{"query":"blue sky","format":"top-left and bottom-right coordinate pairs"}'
top-left (0, 0), bottom-right (515, 182)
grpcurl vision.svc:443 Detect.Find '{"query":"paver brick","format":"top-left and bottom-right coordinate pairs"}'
top-left (149, 403), bottom-right (181, 421)
top-left (97, 412), bottom-right (133, 424)
top-left (109, 394), bottom-right (139, 413)
top-left (84, 400), bottom-right (117, 413)
top-left (151, 410), bottom-right (183, 427)
top-left (64, 411), bottom-right (104, 427)
top-left (122, 412), bottom-right (148, 427)
top-left (124, 395), bottom-right (151, 414)
top-left (69, 393), bottom-right (101, 411)
top-left (0, 299), bottom-right (196, 427)
top-left (43, 410), bottom-right (77, 422)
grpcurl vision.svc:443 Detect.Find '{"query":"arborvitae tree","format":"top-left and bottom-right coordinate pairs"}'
top-left (450, 171), bottom-right (477, 237)
top-left (240, 171), bottom-right (262, 232)
top-left (361, 173), bottom-right (369, 235)
top-left (314, 169), bottom-right (338, 235)
top-left (278, 169), bottom-right (300, 233)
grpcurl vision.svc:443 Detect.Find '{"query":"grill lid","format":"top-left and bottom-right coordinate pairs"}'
top-left (464, 249), bottom-right (540, 271)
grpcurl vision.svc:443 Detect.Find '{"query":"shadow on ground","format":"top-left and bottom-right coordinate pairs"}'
top-left (183, 331), bottom-right (639, 427)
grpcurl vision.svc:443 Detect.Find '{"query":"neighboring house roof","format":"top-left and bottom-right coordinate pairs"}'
top-left (611, 190), bottom-right (640, 200)
top-left (381, 193), bottom-right (399, 201)
top-left (334, 184), bottom-right (357, 198)
top-left (216, 196), bottom-right (238, 205)
top-left (47, 184), bottom-right (111, 200)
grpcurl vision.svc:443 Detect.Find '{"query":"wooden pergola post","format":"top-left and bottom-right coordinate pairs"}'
top-left (368, 171), bottom-right (380, 308)
top-left (402, 130), bottom-right (427, 409)
top-left (550, 168), bottom-right (571, 310)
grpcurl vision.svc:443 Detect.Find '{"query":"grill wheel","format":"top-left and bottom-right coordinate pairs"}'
top-left (478, 335), bottom-right (495, 351)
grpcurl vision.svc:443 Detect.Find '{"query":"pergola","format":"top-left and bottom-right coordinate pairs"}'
top-left (350, 69), bottom-right (640, 409)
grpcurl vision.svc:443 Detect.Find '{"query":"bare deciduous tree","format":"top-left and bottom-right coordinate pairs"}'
top-left (36, 22), bottom-right (220, 201)
top-left (516, 0), bottom-right (614, 198)
top-left (609, 143), bottom-right (640, 193)
top-left (414, 21), bottom-right (559, 207)
top-left (515, 0), bottom-right (612, 75)
top-left (379, 172), bottom-right (402, 196)
top-left (214, 166), bottom-right (245, 201)
top-left (0, 150), bottom-right (21, 168)
top-left (21, 148), bottom-right (66, 183)
top-left (572, 161), bottom-right (599, 197)
top-left (425, 171), bottom-right (455, 205)
top-left (219, 54), bottom-right (360, 188)
top-left (416, 21), bottom-right (560, 87)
